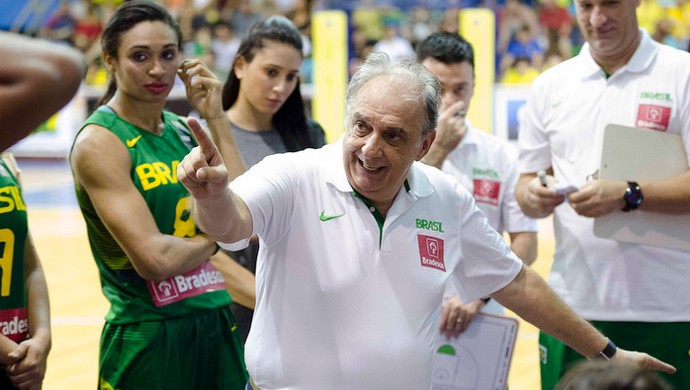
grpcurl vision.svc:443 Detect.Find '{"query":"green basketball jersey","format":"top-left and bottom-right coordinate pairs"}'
top-left (72, 107), bottom-right (231, 324)
top-left (0, 156), bottom-right (29, 342)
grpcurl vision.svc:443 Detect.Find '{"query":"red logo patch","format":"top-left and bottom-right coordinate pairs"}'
top-left (636, 104), bottom-right (670, 131)
top-left (473, 179), bottom-right (501, 206)
top-left (417, 234), bottom-right (445, 272)
top-left (0, 308), bottom-right (28, 342)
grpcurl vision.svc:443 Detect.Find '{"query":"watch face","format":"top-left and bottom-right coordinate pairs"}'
top-left (625, 183), bottom-right (643, 209)
top-left (627, 190), bottom-right (643, 205)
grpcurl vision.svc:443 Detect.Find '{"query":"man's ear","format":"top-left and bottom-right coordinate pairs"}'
top-left (416, 131), bottom-right (436, 161)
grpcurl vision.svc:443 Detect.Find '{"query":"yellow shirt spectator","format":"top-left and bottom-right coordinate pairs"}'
top-left (638, 0), bottom-right (667, 35)
top-left (501, 58), bottom-right (540, 84)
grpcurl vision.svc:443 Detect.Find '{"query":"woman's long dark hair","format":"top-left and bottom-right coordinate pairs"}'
top-left (97, 1), bottom-right (183, 108)
top-left (221, 15), bottom-right (315, 151)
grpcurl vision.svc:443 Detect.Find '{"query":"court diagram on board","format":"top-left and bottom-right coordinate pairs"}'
top-left (432, 314), bottom-right (518, 390)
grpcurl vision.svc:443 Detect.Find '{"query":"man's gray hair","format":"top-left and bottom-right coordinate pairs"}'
top-left (345, 52), bottom-right (441, 136)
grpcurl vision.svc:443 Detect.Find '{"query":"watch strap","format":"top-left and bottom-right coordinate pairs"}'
top-left (592, 339), bottom-right (617, 360)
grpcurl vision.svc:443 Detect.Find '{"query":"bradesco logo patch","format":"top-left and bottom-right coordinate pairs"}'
top-left (473, 178), bottom-right (501, 206)
top-left (636, 104), bottom-right (671, 131)
top-left (417, 234), bottom-right (446, 272)
top-left (147, 261), bottom-right (226, 307)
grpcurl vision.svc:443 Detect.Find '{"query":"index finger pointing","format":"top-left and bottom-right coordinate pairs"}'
top-left (187, 117), bottom-right (217, 155)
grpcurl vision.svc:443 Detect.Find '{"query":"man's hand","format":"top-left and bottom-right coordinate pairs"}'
top-left (517, 173), bottom-right (566, 218)
top-left (612, 347), bottom-right (676, 374)
top-left (423, 101), bottom-right (468, 168)
top-left (177, 117), bottom-right (229, 200)
top-left (5, 338), bottom-right (49, 390)
top-left (438, 295), bottom-right (485, 339)
top-left (568, 180), bottom-right (627, 218)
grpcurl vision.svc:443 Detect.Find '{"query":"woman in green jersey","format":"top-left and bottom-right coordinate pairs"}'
top-left (70, 2), bottom-right (251, 389)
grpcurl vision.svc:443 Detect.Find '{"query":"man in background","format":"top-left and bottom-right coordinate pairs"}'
top-left (516, 0), bottom-right (690, 388)
top-left (418, 32), bottom-right (538, 338)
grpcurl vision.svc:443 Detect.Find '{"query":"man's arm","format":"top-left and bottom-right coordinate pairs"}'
top-left (178, 118), bottom-right (253, 243)
top-left (508, 231), bottom-right (537, 266)
top-left (639, 170), bottom-right (690, 213)
top-left (568, 170), bottom-right (690, 217)
top-left (438, 230), bottom-right (537, 338)
top-left (493, 266), bottom-right (676, 373)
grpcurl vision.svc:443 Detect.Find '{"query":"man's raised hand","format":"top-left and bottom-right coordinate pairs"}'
top-left (177, 117), bottom-right (230, 200)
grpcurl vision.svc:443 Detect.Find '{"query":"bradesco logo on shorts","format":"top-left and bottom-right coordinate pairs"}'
top-left (147, 261), bottom-right (226, 307)
top-left (416, 218), bottom-right (446, 272)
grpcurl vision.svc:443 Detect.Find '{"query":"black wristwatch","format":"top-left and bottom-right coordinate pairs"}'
top-left (592, 339), bottom-right (617, 360)
top-left (622, 181), bottom-right (643, 212)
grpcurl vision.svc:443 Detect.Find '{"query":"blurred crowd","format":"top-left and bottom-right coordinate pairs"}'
top-left (21, 0), bottom-right (690, 87)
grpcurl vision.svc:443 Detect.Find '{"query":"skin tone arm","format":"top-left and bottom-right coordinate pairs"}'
top-left (4, 235), bottom-right (51, 390)
top-left (517, 168), bottom-right (690, 218)
top-left (71, 126), bottom-right (219, 281)
top-left (493, 265), bottom-right (676, 374)
top-left (438, 231), bottom-right (537, 338)
top-left (569, 170), bottom-right (690, 217)
top-left (210, 251), bottom-right (255, 309)
top-left (508, 231), bottom-right (537, 266)
top-left (178, 118), bottom-right (253, 244)
top-left (0, 32), bottom-right (86, 151)
top-left (0, 337), bottom-right (17, 365)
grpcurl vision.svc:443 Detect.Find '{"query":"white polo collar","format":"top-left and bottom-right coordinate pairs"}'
top-left (578, 29), bottom-right (658, 80)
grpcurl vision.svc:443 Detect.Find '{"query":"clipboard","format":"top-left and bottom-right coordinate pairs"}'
top-left (431, 314), bottom-right (519, 390)
top-left (593, 124), bottom-right (690, 252)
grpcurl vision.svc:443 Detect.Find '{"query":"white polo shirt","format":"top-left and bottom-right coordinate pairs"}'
top-left (441, 124), bottom-right (537, 315)
top-left (442, 124), bottom-right (537, 235)
top-left (518, 30), bottom-right (690, 321)
top-left (228, 141), bottom-right (523, 390)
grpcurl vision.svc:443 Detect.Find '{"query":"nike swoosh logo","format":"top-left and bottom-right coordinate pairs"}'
top-left (319, 210), bottom-right (344, 221)
top-left (126, 135), bottom-right (142, 148)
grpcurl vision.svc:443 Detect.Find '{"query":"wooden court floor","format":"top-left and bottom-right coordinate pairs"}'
top-left (18, 158), bottom-right (554, 390)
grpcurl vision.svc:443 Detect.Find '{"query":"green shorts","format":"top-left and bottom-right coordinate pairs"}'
top-left (539, 321), bottom-right (690, 390)
top-left (99, 306), bottom-right (247, 390)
